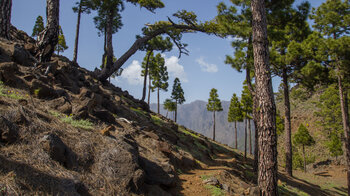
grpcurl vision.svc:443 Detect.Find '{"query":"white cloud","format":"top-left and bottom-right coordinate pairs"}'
top-left (226, 35), bottom-right (244, 42)
top-left (120, 60), bottom-right (143, 85)
top-left (196, 56), bottom-right (218, 73)
top-left (163, 55), bottom-right (188, 82)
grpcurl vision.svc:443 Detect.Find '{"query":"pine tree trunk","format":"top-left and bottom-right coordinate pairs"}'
top-left (283, 68), bottom-right (293, 177)
top-left (337, 68), bottom-right (350, 196)
top-left (0, 0), bottom-right (12, 39)
top-left (249, 118), bottom-right (252, 155)
top-left (213, 111), bottom-right (216, 141)
top-left (254, 118), bottom-right (259, 172)
top-left (166, 111), bottom-right (168, 118)
top-left (235, 121), bottom-right (238, 149)
top-left (148, 77), bottom-right (151, 105)
top-left (303, 145), bottom-right (306, 173)
top-left (72, 0), bottom-right (82, 63)
top-left (141, 51), bottom-right (152, 102)
top-left (101, 28), bottom-right (107, 67)
top-left (105, 10), bottom-right (114, 70)
top-left (251, 0), bottom-right (278, 194)
top-left (244, 118), bottom-right (247, 159)
top-left (157, 87), bottom-right (160, 114)
top-left (37, 0), bottom-right (60, 63)
top-left (175, 100), bottom-right (178, 122)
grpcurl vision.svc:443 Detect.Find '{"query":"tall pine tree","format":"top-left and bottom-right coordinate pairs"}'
top-left (151, 53), bottom-right (169, 114)
top-left (32, 15), bottom-right (45, 38)
top-left (207, 88), bottom-right (223, 141)
top-left (228, 93), bottom-right (244, 149)
top-left (293, 123), bottom-right (315, 173)
top-left (171, 78), bottom-right (185, 122)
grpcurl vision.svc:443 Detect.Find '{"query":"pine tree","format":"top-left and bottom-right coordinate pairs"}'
top-left (228, 93), bottom-right (243, 149)
top-left (269, 1), bottom-right (311, 177)
top-left (241, 84), bottom-right (253, 158)
top-left (151, 53), bottom-right (169, 114)
top-left (316, 85), bottom-right (344, 159)
top-left (72, 0), bottom-right (92, 63)
top-left (207, 88), bottom-right (223, 141)
top-left (141, 51), bottom-right (156, 105)
top-left (139, 35), bottom-right (172, 102)
top-left (163, 98), bottom-right (176, 120)
top-left (55, 26), bottom-right (68, 55)
top-left (171, 78), bottom-right (185, 123)
top-left (310, 1), bottom-right (350, 192)
top-left (0, 0), bottom-right (12, 39)
top-left (32, 15), bottom-right (45, 38)
top-left (293, 123), bottom-right (315, 173)
top-left (37, 0), bottom-right (60, 63)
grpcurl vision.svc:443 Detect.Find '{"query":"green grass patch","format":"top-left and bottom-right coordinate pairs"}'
top-left (204, 185), bottom-right (225, 196)
top-left (194, 140), bottom-right (208, 151)
top-left (200, 174), bottom-right (213, 180)
top-left (49, 111), bottom-right (94, 129)
top-left (131, 107), bottom-right (148, 117)
top-left (179, 126), bottom-right (200, 139)
top-left (0, 81), bottom-right (27, 100)
top-left (151, 115), bottom-right (164, 126)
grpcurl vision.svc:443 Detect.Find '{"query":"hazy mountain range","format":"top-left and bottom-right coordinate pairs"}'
top-left (150, 100), bottom-right (255, 151)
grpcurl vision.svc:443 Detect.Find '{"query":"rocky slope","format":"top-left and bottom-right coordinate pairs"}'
top-left (0, 27), bottom-right (260, 196)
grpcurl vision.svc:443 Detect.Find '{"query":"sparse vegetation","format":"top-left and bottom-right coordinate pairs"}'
top-left (204, 184), bottom-right (225, 196)
top-left (151, 114), bottom-right (164, 126)
top-left (49, 110), bottom-right (94, 129)
top-left (0, 81), bottom-right (27, 100)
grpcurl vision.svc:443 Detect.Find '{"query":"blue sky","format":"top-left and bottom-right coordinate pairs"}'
top-left (12, 0), bottom-right (325, 104)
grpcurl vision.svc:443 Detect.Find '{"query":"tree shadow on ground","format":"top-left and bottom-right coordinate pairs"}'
top-left (0, 155), bottom-right (90, 195)
top-left (279, 172), bottom-right (336, 196)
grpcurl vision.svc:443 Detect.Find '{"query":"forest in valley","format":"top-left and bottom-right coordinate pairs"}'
top-left (1, 0), bottom-right (350, 195)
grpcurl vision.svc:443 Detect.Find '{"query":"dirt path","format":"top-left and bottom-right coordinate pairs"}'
top-left (170, 153), bottom-right (246, 196)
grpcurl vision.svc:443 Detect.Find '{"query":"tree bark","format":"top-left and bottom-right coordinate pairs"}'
top-left (0, 0), bottom-right (12, 39)
top-left (249, 118), bottom-right (252, 155)
top-left (175, 100), bottom-right (178, 122)
top-left (244, 118), bottom-right (247, 159)
top-left (283, 68), bottom-right (293, 177)
top-left (157, 87), bottom-right (160, 114)
top-left (141, 51), bottom-right (152, 102)
top-left (105, 10), bottom-right (114, 70)
top-left (101, 28), bottom-right (107, 67)
top-left (37, 0), bottom-right (60, 63)
top-left (303, 145), bottom-right (306, 173)
top-left (235, 121), bottom-right (238, 149)
top-left (251, 0), bottom-right (278, 195)
top-left (337, 68), bottom-right (350, 196)
top-left (72, 0), bottom-right (82, 63)
top-left (213, 111), bottom-right (216, 141)
top-left (148, 76), bottom-right (151, 105)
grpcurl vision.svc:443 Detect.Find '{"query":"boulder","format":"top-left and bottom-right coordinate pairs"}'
top-left (93, 137), bottom-right (145, 193)
top-left (202, 177), bottom-right (220, 186)
top-left (145, 184), bottom-right (171, 196)
top-left (92, 110), bottom-right (116, 124)
top-left (40, 134), bottom-right (77, 169)
top-left (50, 97), bottom-right (72, 115)
top-left (140, 157), bottom-right (175, 187)
top-left (30, 79), bottom-right (58, 99)
top-left (0, 116), bottom-right (18, 143)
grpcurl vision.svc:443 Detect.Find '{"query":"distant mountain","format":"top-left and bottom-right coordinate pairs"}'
top-left (151, 100), bottom-right (255, 151)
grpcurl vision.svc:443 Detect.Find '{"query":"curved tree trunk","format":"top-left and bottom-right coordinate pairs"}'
top-left (72, 0), bottom-right (82, 64)
top-left (141, 51), bottom-right (152, 102)
top-left (337, 68), bottom-right (350, 196)
top-left (105, 10), bottom-right (114, 70)
top-left (283, 68), bottom-right (293, 177)
top-left (37, 0), bottom-right (59, 63)
top-left (0, 0), bottom-right (12, 39)
top-left (213, 111), bottom-right (216, 141)
top-left (251, 0), bottom-right (278, 195)
top-left (235, 121), bottom-right (238, 149)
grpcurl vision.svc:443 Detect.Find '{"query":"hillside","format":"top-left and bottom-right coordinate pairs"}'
top-left (151, 100), bottom-right (254, 150)
top-left (0, 27), bottom-right (347, 196)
